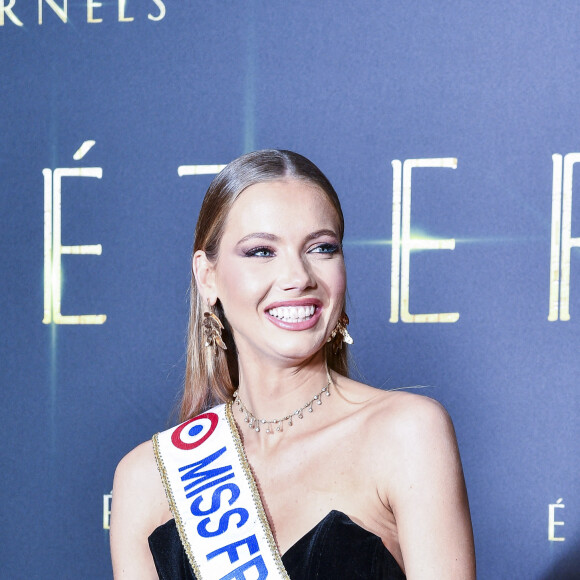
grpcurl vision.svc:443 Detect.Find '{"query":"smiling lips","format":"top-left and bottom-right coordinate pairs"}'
top-left (265, 300), bottom-right (322, 330)
top-left (268, 305), bottom-right (315, 322)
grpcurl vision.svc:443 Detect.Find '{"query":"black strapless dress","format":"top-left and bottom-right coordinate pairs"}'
top-left (148, 510), bottom-right (406, 579)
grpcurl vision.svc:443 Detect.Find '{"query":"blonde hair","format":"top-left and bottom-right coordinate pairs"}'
top-left (180, 150), bottom-right (348, 421)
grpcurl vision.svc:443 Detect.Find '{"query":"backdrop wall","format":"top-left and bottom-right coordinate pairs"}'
top-left (1, 2), bottom-right (578, 578)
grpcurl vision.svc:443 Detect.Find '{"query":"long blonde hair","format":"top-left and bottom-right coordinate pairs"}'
top-left (180, 150), bottom-right (349, 421)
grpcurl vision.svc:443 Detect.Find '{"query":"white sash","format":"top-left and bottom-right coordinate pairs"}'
top-left (153, 403), bottom-right (289, 580)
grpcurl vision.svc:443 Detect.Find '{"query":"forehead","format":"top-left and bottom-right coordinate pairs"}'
top-left (223, 179), bottom-right (340, 237)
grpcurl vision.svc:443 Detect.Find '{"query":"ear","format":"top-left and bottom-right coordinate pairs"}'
top-left (192, 250), bottom-right (218, 306)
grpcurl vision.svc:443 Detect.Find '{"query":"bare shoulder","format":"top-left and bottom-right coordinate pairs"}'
top-left (114, 440), bottom-right (159, 492)
top-left (373, 389), bottom-right (457, 464)
top-left (110, 440), bottom-right (170, 578)
top-left (112, 439), bottom-right (170, 528)
top-left (373, 389), bottom-right (453, 440)
top-left (334, 377), bottom-right (459, 479)
top-left (334, 375), bottom-right (453, 440)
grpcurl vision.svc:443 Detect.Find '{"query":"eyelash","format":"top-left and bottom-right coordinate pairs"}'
top-left (310, 243), bottom-right (340, 255)
top-left (243, 243), bottom-right (340, 258)
top-left (244, 246), bottom-right (274, 258)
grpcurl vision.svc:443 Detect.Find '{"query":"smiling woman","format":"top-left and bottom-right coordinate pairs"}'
top-left (183, 151), bottom-right (349, 420)
top-left (110, 150), bottom-right (476, 580)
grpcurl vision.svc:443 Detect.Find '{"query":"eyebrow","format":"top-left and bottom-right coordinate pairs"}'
top-left (235, 229), bottom-right (339, 247)
top-left (306, 229), bottom-right (340, 241)
top-left (235, 232), bottom-right (279, 247)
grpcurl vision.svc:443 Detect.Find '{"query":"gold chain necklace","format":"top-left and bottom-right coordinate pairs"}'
top-left (232, 372), bottom-right (332, 434)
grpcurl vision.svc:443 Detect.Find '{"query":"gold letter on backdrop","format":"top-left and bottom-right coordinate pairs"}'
top-left (548, 153), bottom-right (580, 321)
top-left (548, 498), bottom-right (565, 541)
top-left (148, 0), bottom-right (165, 21)
top-left (390, 158), bottom-right (459, 323)
top-left (103, 492), bottom-right (112, 529)
top-left (38, 0), bottom-right (67, 24)
top-left (43, 141), bottom-right (106, 325)
top-left (177, 164), bottom-right (226, 177)
top-left (118, 0), bottom-right (133, 22)
top-left (0, 0), bottom-right (24, 26)
top-left (87, 0), bottom-right (102, 23)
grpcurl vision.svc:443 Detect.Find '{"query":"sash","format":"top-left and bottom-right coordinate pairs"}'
top-left (153, 403), bottom-right (289, 580)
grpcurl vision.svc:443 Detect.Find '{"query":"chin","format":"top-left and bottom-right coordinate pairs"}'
top-left (272, 339), bottom-right (326, 362)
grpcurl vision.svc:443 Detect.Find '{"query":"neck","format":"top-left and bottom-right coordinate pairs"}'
top-left (234, 353), bottom-right (330, 423)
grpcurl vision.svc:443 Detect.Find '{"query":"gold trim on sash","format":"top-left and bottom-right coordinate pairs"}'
top-left (153, 432), bottom-right (203, 578)
top-left (225, 402), bottom-right (289, 579)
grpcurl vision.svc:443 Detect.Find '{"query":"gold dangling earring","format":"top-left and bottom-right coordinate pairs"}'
top-left (327, 312), bottom-right (353, 354)
top-left (203, 302), bottom-right (227, 355)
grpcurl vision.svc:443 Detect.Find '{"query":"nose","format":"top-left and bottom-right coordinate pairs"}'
top-left (278, 253), bottom-right (316, 291)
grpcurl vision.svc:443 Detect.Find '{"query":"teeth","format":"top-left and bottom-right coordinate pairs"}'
top-left (268, 305), bottom-right (315, 322)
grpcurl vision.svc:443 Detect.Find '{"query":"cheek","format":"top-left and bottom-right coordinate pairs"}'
top-left (336, 265), bottom-right (347, 296)
top-left (217, 261), bottom-right (268, 305)
top-left (316, 261), bottom-right (347, 304)
top-left (328, 259), bottom-right (347, 293)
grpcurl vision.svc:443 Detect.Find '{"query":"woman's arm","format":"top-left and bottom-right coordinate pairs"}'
top-left (110, 441), bottom-right (167, 579)
top-left (382, 395), bottom-right (476, 579)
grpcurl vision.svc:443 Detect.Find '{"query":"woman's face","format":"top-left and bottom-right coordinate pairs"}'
top-left (212, 179), bottom-right (346, 366)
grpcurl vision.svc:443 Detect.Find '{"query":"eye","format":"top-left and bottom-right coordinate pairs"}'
top-left (244, 246), bottom-right (275, 258)
top-left (309, 243), bottom-right (340, 255)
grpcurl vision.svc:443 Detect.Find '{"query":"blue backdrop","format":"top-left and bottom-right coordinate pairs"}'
top-left (1, 2), bottom-right (578, 578)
